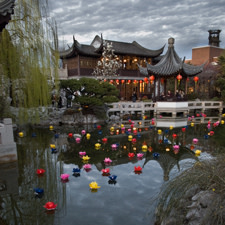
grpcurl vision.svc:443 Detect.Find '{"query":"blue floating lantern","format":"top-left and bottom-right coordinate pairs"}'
top-left (73, 168), bottom-right (81, 173)
top-left (137, 133), bottom-right (141, 139)
top-left (153, 152), bottom-right (160, 159)
top-left (34, 188), bottom-right (44, 198)
top-left (164, 129), bottom-right (169, 134)
top-left (108, 175), bottom-right (117, 181)
top-left (51, 148), bottom-right (57, 153)
top-left (149, 126), bottom-right (153, 129)
top-left (94, 123), bottom-right (97, 128)
top-left (98, 130), bottom-right (102, 135)
top-left (31, 133), bottom-right (37, 137)
top-left (54, 133), bottom-right (59, 139)
top-left (204, 134), bottom-right (209, 139)
top-left (164, 139), bottom-right (169, 144)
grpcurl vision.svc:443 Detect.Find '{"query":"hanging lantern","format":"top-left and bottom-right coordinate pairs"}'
top-left (193, 76), bottom-right (199, 84)
top-left (139, 80), bottom-right (143, 84)
top-left (116, 79), bottom-right (120, 85)
top-left (160, 78), bottom-right (164, 84)
top-left (127, 80), bottom-right (131, 84)
top-left (110, 80), bottom-right (114, 84)
top-left (121, 79), bottom-right (125, 84)
top-left (149, 75), bottom-right (155, 84)
top-left (176, 74), bottom-right (182, 85)
top-left (133, 80), bottom-right (137, 84)
top-left (144, 77), bottom-right (148, 83)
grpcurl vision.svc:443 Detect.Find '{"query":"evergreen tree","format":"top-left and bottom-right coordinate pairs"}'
top-left (92, 40), bottom-right (122, 79)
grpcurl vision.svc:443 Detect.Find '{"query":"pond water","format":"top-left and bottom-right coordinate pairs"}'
top-left (0, 120), bottom-right (224, 225)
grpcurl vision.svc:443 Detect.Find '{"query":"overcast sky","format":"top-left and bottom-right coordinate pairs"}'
top-left (48, 0), bottom-right (225, 59)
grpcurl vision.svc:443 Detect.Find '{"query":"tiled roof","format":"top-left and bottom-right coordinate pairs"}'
top-left (60, 35), bottom-right (164, 59)
top-left (0, 0), bottom-right (15, 16)
top-left (139, 37), bottom-right (204, 78)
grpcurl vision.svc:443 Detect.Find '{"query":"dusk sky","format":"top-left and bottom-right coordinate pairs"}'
top-left (48, 0), bottom-right (225, 59)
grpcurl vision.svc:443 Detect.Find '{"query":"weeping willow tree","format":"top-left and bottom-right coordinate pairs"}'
top-left (0, 0), bottom-right (59, 124)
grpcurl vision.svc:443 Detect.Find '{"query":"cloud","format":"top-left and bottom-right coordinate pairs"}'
top-left (48, 0), bottom-right (225, 59)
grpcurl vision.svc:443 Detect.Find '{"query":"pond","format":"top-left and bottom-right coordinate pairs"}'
top-left (0, 119), bottom-right (224, 225)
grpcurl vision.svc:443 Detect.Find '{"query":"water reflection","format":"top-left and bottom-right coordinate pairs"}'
top-left (0, 121), bottom-right (221, 225)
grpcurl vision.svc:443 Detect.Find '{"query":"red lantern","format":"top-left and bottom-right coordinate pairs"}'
top-left (172, 133), bottom-right (177, 139)
top-left (97, 125), bottom-right (102, 130)
top-left (182, 127), bottom-right (186, 132)
top-left (193, 76), bottom-right (199, 83)
top-left (116, 79), bottom-right (119, 85)
top-left (176, 74), bottom-right (182, 84)
top-left (160, 78), bottom-right (164, 84)
top-left (110, 80), bottom-right (114, 84)
top-left (121, 79), bottom-right (125, 84)
top-left (133, 80), bottom-right (137, 84)
top-left (144, 77), bottom-right (148, 83)
top-left (139, 80), bottom-right (143, 84)
top-left (149, 75), bottom-right (155, 84)
top-left (102, 138), bottom-right (108, 144)
top-left (68, 133), bottom-right (73, 138)
top-left (127, 80), bottom-right (131, 84)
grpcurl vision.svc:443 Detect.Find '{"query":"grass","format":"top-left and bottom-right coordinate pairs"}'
top-left (154, 154), bottom-right (225, 225)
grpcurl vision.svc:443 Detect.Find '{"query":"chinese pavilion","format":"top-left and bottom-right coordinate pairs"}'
top-left (0, 0), bottom-right (15, 32)
top-left (59, 35), bottom-right (165, 100)
top-left (138, 37), bottom-right (205, 99)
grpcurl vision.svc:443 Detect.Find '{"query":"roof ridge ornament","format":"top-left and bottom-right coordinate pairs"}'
top-left (168, 37), bottom-right (174, 47)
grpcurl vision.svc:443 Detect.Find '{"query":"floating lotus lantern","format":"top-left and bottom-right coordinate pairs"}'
top-left (50, 144), bottom-right (56, 149)
top-left (204, 134), bottom-right (209, 139)
top-left (49, 125), bottom-right (54, 131)
top-left (101, 168), bottom-right (110, 176)
top-left (89, 181), bottom-right (100, 190)
top-left (195, 150), bottom-right (201, 156)
top-left (68, 133), bottom-right (73, 138)
top-left (191, 122), bottom-right (194, 127)
top-left (151, 121), bottom-right (155, 125)
top-left (60, 173), bottom-right (70, 181)
top-left (142, 145), bottom-right (148, 152)
top-left (97, 125), bottom-right (102, 130)
top-left (79, 151), bottom-right (86, 157)
top-left (43, 202), bottom-right (57, 211)
top-left (134, 166), bottom-right (142, 174)
top-left (83, 164), bottom-right (91, 171)
top-left (132, 138), bottom-right (137, 144)
top-left (86, 133), bottom-right (91, 140)
top-left (172, 133), bottom-right (177, 139)
top-left (182, 127), bottom-right (186, 132)
top-left (76, 137), bottom-right (81, 143)
top-left (158, 129), bottom-right (162, 135)
top-left (102, 138), bottom-right (108, 144)
top-left (81, 130), bottom-right (86, 135)
top-left (104, 158), bottom-right (112, 164)
top-left (95, 143), bottom-right (101, 150)
top-left (148, 146), bottom-right (153, 152)
top-left (54, 133), bottom-right (59, 139)
top-left (164, 139), bottom-right (169, 144)
top-left (18, 132), bottom-right (24, 137)
top-left (110, 127), bottom-right (115, 132)
top-left (137, 153), bottom-right (144, 158)
top-left (192, 138), bottom-right (198, 144)
top-left (82, 155), bottom-right (90, 161)
top-left (121, 127), bottom-right (125, 133)
top-left (128, 135), bottom-right (133, 141)
top-left (108, 175), bottom-right (117, 182)
top-left (169, 125), bottom-right (173, 130)
top-left (34, 188), bottom-right (44, 197)
top-left (190, 145), bottom-right (195, 150)
top-left (128, 153), bottom-right (135, 158)
top-left (111, 144), bottom-right (117, 150)
top-left (36, 168), bottom-right (45, 175)
top-left (72, 168), bottom-right (81, 174)
top-left (207, 124), bottom-right (211, 129)
top-left (153, 152), bottom-right (160, 159)
top-left (209, 131), bottom-right (214, 136)
top-left (127, 128), bottom-right (131, 134)
top-left (173, 145), bottom-right (180, 154)
top-left (221, 120), bottom-right (224, 124)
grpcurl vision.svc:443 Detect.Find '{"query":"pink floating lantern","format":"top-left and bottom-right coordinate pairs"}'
top-left (43, 202), bottom-right (57, 211)
top-left (192, 138), bottom-right (198, 144)
top-left (173, 145), bottom-right (180, 154)
top-left (137, 153), bottom-right (144, 158)
top-left (76, 137), bottom-right (81, 143)
top-left (104, 157), bottom-right (112, 164)
top-left (83, 164), bottom-right (92, 170)
top-left (60, 173), bottom-right (70, 181)
top-left (111, 144), bottom-right (117, 150)
top-left (81, 130), bottom-right (86, 135)
top-left (79, 151), bottom-right (86, 157)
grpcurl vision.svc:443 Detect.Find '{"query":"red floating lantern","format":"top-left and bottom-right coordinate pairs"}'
top-left (134, 166), bottom-right (142, 174)
top-left (97, 125), bottom-right (102, 130)
top-left (193, 76), bottom-right (199, 84)
top-left (36, 168), bottom-right (45, 175)
top-left (172, 133), bottom-right (177, 139)
top-left (149, 75), bottom-right (155, 84)
top-left (68, 133), bottom-right (73, 138)
top-left (43, 202), bottom-right (57, 211)
top-left (182, 127), bottom-right (186, 132)
top-left (176, 74), bottom-right (182, 84)
top-left (102, 138), bottom-right (108, 144)
top-left (128, 152), bottom-right (135, 158)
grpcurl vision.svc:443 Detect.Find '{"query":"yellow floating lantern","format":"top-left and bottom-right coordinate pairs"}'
top-left (83, 155), bottom-right (90, 161)
top-left (142, 145), bottom-right (148, 152)
top-left (49, 125), bottom-right (54, 131)
top-left (195, 150), bottom-right (201, 156)
top-left (110, 127), bottom-right (115, 132)
top-left (169, 126), bottom-right (173, 130)
top-left (121, 124), bottom-right (124, 128)
top-left (221, 120), bottom-right (224, 125)
top-left (86, 133), bottom-right (91, 140)
top-left (191, 122), bottom-right (194, 127)
top-left (128, 135), bottom-right (133, 141)
top-left (95, 143), bottom-right (101, 150)
top-left (50, 144), bottom-right (56, 149)
top-left (19, 132), bottom-right (24, 137)
top-left (158, 129), bottom-right (162, 135)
